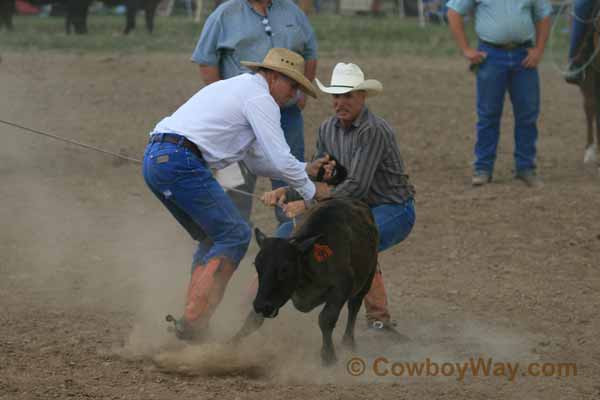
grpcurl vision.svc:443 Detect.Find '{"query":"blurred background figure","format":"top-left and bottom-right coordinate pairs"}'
top-left (65, 0), bottom-right (93, 34)
top-left (0, 0), bottom-right (16, 31)
top-left (123, 0), bottom-right (161, 34)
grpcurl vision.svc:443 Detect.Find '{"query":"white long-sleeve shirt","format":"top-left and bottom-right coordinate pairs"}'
top-left (151, 73), bottom-right (315, 200)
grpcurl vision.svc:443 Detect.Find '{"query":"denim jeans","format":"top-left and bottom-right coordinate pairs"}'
top-left (570, 0), bottom-right (595, 60)
top-left (142, 136), bottom-right (252, 270)
top-left (475, 43), bottom-right (540, 174)
top-left (275, 200), bottom-right (415, 253)
top-left (228, 104), bottom-right (304, 225)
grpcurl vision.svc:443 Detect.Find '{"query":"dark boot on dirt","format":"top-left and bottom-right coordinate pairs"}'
top-left (367, 320), bottom-right (411, 344)
top-left (166, 315), bottom-right (210, 342)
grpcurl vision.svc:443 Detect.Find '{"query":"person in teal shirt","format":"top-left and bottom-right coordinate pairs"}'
top-left (447, 0), bottom-right (552, 187)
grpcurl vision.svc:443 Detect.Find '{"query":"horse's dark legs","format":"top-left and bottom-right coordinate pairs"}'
top-left (144, 0), bottom-right (159, 33)
top-left (579, 69), bottom-right (598, 165)
top-left (589, 68), bottom-right (600, 167)
top-left (124, 0), bottom-right (139, 34)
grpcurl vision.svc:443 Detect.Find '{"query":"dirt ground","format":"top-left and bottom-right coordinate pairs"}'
top-left (0, 52), bottom-right (599, 400)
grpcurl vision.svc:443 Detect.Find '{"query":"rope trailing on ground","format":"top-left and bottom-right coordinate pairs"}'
top-left (0, 118), bottom-right (263, 200)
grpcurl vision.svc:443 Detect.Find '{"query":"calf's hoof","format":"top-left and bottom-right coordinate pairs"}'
top-left (341, 335), bottom-right (356, 351)
top-left (320, 349), bottom-right (338, 367)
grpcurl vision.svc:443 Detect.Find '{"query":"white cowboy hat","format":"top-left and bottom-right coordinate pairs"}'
top-left (315, 63), bottom-right (382, 97)
top-left (241, 48), bottom-right (317, 98)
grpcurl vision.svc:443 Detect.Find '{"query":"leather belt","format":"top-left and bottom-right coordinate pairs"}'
top-left (149, 133), bottom-right (203, 160)
top-left (480, 40), bottom-right (533, 50)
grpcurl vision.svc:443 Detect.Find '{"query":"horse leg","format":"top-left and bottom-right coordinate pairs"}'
top-left (144, 0), bottom-right (159, 33)
top-left (582, 75), bottom-right (598, 163)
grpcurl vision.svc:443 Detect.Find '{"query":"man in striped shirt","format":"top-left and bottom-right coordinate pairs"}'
top-left (263, 63), bottom-right (416, 341)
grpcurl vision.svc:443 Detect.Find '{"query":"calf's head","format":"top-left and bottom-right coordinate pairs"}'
top-left (252, 228), bottom-right (321, 318)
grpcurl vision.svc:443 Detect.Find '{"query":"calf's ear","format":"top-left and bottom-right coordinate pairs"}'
top-left (255, 227), bottom-right (267, 249)
top-left (290, 234), bottom-right (323, 253)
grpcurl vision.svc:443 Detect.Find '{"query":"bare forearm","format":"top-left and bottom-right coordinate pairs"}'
top-left (535, 16), bottom-right (551, 52)
top-left (198, 65), bottom-right (221, 85)
top-left (447, 10), bottom-right (470, 52)
top-left (304, 59), bottom-right (317, 82)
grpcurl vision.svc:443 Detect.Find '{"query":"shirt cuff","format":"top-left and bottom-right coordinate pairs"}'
top-left (296, 179), bottom-right (316, 201)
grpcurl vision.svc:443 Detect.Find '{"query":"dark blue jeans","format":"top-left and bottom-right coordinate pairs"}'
top-left (475, 43), bottom-right (540, 175)
top-left (275, 200), bottom-right (415, 253)
top-left (142, 136), bottom-right (251, 270)
top-left (229, 104), bottom-right (304, 225)
top-left (570, 0), bottom-right (595, 60)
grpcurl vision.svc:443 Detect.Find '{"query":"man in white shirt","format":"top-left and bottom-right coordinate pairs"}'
top-left (142, 48), bottom-right (323, 341)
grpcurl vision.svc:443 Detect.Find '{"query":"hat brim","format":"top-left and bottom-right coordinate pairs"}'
top-left (241, 61), bottom-right (317, 98)
top-left (315, 78), bottom-right (382, 97)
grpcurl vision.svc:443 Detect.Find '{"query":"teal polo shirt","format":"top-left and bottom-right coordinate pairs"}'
top-left (191, 0), bottom-right (317, 79)
top-left (447, 0), bottom-right (553, 44)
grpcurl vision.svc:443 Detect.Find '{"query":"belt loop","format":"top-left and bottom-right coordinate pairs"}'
top-left (177, 135), bottom-right (185, 147)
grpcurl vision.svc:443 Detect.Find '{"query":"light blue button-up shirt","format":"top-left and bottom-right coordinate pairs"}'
top-left (191, 0), bottom-right (317, 80)
top-left (447, 0), bottom-right (552, 44)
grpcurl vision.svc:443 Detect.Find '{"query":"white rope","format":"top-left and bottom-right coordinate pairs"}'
top-left (0, 118), bottom-right (263, 201)
top-left (548, 0), bottom-right (600, 76)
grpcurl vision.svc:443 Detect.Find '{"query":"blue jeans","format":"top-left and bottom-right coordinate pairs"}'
top-left (142, 135), bottom-right (251, 269)
top-left (275, 200), bottom-right (415, 253)
top-left (570, 0), bottom-right (595, 60)
top-left (228, 104), bottom-right (304, 225)
top-left (474, 43), bottom-right (540, 174)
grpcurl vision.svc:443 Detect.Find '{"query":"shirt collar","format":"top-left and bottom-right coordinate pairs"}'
top-left (252, 72), bottom-right (269, 90)
top-left (244, 0), bottom-right (274, 14)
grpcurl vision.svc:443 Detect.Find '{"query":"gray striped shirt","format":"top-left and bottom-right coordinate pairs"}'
top-left (315, 107), bottom-right (415, 206)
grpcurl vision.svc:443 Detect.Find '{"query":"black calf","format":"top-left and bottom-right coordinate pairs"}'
top-left (233, 198), bottom-right (379, 365)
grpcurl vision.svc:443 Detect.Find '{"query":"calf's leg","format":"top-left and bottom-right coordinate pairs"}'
top-left (231, 310), bottom-right (264, 343)
top-left (318, 295), bottom-right (347, 366)
top-left (341, 295), bottom-right (362, 351)
top-left (342, 270), bottom-right (373, 351)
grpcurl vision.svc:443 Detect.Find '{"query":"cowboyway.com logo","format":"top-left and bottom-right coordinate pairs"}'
top-left (346, 356), bottom-right (577, 382)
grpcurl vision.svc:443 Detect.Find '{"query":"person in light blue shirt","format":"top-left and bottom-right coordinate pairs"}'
top-left (191, 0), bottom-right (318, 224)
top-left (447, 0), bottom-right (552, 187)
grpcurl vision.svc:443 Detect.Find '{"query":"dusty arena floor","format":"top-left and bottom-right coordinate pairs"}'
top-left (1, 53), bottom-right (599, 399)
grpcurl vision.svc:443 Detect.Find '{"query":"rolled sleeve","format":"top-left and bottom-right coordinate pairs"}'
top-left (532, 0), bottom-right (553, 22)
top-left (446, 0), bottom-right (475, 15)
top-left (191, 12), bottom-right (222, 65)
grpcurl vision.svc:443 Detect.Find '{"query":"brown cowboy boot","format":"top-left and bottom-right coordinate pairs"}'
top-left (364, 269), bottom-right (391, 324)
top-left (174, 257), bottom-right (236, 341)
top-left (364, 269), bottom-right (410, 343)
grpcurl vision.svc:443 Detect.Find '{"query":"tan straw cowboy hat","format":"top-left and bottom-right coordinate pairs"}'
top-left (315, 63), bottom-right (382, 97)
top-left (241, 48), bottom-right (317, 98)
